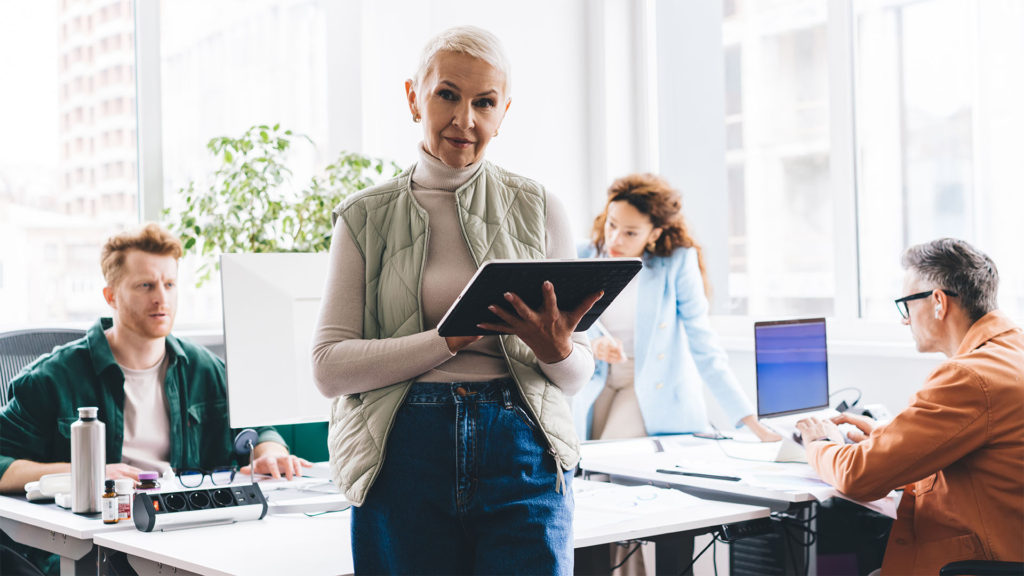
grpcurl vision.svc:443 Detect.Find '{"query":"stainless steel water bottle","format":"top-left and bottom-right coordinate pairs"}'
top-left (71, 406), bottom-right (105, 513)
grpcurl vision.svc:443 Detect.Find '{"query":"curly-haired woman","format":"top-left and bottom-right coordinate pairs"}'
top-left (574, 173), bottom-right (780, 443)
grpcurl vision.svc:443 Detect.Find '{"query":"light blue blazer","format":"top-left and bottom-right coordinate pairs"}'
top-left (574, 243), bottom-right (754, 439)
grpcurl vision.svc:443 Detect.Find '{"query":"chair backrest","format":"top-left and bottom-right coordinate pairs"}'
top-left (0, 329), bottom-right (87, 406)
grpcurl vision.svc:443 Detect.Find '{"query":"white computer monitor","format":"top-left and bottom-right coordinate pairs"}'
top-left (220, 252), bottom-right (331, 427)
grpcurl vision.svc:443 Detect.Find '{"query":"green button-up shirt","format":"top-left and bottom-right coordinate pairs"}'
top-left (0, 318), bottom-right (285, 479)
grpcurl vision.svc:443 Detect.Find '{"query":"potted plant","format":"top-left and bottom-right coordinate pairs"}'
top-left (163, 123), bottom-right (401, 285)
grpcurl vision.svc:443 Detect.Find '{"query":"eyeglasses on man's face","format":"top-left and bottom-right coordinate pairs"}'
top-left (894, 289), bottom-right (958, 319)
top-left (176, 466), bottom-right (237, 488)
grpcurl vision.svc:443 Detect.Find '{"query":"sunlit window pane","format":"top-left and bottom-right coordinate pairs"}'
top-left (159, 0), bottom-right (330, 327)
top-left (855, 0), bottom-right (1024, 319)
top-left (722, 0), bottom-right (834, 317)
top-left (0, 0), bottom-right (138, 327)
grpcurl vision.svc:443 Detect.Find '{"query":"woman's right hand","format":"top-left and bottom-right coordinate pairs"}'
top-left (445, 335), bottom-right (483, 354)
top-left (592, 336), bottom-right (627, 364)
top-left (829, 413), bottom-right (876, 442)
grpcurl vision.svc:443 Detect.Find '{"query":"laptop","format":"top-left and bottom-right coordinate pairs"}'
top-left (754, 317), bottom-right (833, 462)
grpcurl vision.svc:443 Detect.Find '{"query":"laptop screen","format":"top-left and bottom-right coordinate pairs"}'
top-left (755, 318), bottom-right (830, 418)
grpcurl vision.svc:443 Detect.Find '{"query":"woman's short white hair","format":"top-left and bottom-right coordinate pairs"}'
top-left (413, 25), bottom-right (511, 97)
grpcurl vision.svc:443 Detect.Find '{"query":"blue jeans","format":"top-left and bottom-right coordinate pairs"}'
top-left (351, 379), bottom-right (574, 575)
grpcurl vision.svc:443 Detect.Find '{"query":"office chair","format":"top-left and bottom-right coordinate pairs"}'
top-left (940, 560), bottom-right (1024, 575)
top-left (0, 329), bottom-right (86, 576)
top-left (0, 544), bottom-right (46, 576)
top-left (0, 328), bottom-right (86, 406)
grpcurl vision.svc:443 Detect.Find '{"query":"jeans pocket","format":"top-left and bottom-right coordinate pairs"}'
top-left (511, 404), bottom-right (539, 432)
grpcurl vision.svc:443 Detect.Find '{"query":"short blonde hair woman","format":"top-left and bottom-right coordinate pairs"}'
top-left (313, 26), bottom-right (598, 574)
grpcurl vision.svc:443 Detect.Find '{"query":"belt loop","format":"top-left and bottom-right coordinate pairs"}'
top-left (502, 384), bottom-right (512, 409)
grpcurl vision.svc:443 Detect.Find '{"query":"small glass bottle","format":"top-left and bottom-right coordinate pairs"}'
top-left (101, 479), bottom-right (118, 524)
top-left (114, 478), bottom-right (134, 522)
top-left (137, 471), bottom-right (160, 491)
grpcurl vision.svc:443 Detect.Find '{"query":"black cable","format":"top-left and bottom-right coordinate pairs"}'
top-left (829, 386), bottom-right (862, 409)
top-left (678, 530), bottom-right (720, 576)
top-left (712, 533), bottom-right (719, 576)
top-left (609, 542), bottom-right (642, 571)
top-left (782, 520), bottom-right (801, 575)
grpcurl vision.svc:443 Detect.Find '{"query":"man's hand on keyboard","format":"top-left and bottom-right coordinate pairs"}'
top-left (795, 417), bottom-right (845, 445)
top-left (829, 413), bottom-right (876, 443)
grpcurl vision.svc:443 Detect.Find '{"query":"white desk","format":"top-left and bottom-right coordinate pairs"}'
top-left (0, 475), bottom-right (344, 576)
top-left (0, 494), bottom-right (133, 575)
top-left (580, 435), bottom-right (898, 515)
top-left (92, 479), bottom-right (770, 576)
top-left (94, 510), bottom-right (352, 576)
top-left (573, 479), bottom-right (768, 547)
top-left (580, 435), bottom-right (900, 575)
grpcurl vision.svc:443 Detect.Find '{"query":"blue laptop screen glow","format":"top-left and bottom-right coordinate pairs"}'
top-left (755, 319), bottom-right (829, 418)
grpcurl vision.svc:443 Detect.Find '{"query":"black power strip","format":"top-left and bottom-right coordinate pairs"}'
top-left (719, 517), bottom-right (776, 542)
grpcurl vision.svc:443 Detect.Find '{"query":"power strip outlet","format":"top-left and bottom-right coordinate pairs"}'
top-left (719, 517), bottom-right (776, 542)
top-left (133, 484), bottom-right (268, 532)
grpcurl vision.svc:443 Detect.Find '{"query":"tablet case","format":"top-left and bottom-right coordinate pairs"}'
top-left (437, 258), bottom-right (643, 336)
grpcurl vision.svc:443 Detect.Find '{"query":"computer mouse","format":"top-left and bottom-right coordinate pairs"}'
top-left (837, 423), bottom-right (861, 444)
top-left (791, 431), bottom-right (804, 446)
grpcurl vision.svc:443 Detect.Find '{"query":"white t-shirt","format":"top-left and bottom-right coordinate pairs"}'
top-left (119, 354), bottom-right (172, 475)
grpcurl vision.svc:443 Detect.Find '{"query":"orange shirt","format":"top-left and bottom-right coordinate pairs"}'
top-left (807, 311), bottom-right (1024, 575)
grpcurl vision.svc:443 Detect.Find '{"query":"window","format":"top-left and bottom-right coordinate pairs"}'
top-left (721, 0), bottom-right (834, 317)
top-left (0, 0), bottom-right (138, 327)
top-left (703, 0), bottom-right (1023, 320)
top-left (854, 0), bottom-right (1024, 319)
top-left (158, 0), bottom-right (331, 326)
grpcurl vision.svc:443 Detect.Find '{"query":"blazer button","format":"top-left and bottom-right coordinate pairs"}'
top-left (658, 322), bottom-right (668, 329)
top-left (656, 382), bottom-right (664, 390)
top-left (657, 353), bottom-right (665, 360)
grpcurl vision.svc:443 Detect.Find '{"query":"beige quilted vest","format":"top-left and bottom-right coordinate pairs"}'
top-left (327, 161), bottom-right (581, 506)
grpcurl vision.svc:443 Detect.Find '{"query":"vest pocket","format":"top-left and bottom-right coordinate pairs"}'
top-left (509, 404), bottom-right (538, 432)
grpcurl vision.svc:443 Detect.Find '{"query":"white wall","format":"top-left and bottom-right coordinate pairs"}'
top-left (320, 0), bottom-right (656, 243)
top-left (325, 0), bottom-right (591, 238)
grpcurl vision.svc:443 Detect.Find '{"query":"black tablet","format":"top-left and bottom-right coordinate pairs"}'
top-left (437, 258), bottom-right (643, 336)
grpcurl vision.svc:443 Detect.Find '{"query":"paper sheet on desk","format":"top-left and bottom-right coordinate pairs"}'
top-left (836, 490), bottom-right (901, 519)
top-left (575, 483), bottom-right (702, 515)
top-left (744, 473), bottom-right (837, 501)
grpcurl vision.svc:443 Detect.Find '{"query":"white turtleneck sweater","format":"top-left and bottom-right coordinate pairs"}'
top-left (312, 146), bottom-right (593, 396)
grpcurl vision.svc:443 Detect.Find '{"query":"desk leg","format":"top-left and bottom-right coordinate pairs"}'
top-left (651, 533), bottom-right (694, 576)
top-left (0, 517), bottom-right (95, 575)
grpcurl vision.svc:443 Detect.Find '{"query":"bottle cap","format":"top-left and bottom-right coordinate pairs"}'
top-left (137, 472), bottom-right (159, 481)
top-left (114, 478), bottom-right (134, 493)
top-left (77, 406), bottom-right (99, 419)
top-left (104, 479), bottom-right (115, 491)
